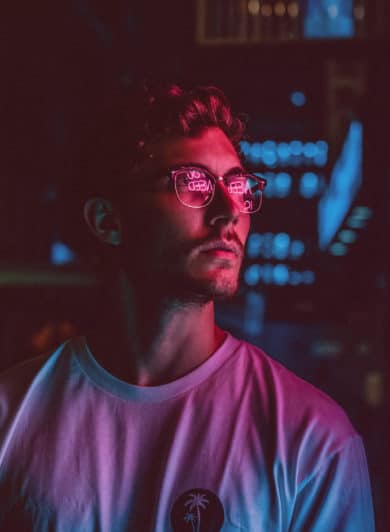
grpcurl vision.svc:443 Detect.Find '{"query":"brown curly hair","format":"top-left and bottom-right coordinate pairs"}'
top-left (74, 82), bottom-right (246, 203)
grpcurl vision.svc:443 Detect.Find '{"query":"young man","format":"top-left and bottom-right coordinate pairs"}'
top-left (0, 84), bottom-right (374, 530)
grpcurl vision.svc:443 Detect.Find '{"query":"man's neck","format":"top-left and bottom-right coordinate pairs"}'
top-left (86, 271), bottom-right (227, 386)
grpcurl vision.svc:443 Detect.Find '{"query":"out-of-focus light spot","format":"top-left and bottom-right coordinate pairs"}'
top-left (316, 140), bottom-right (328, 154)
top-left (352, 206), bottom-right (372, 219)
top-left (290, 140), bottom-right (303, 155)
top-left (274, 172), bottom-right (292, 198)
top-left (330, 242), bottom-right (347, 256)
top-left (243, 291), bottom-right (265, 336)
top-left (262, 172), bottom-right (274, 197)
top-left (290, 271), bottom-right (301, 285)
top-left (274, 1), bottom-right (286, 17)
top-left (247, 233), bottom-right (263, 258)
top-left (290, 91), bottom-right (306, 107)
top-left (300, 172), bottom-right (319, 198)
top-left (290, 240), bottom-right (305, 258)
top-left (248, 0), bottom-right (260, 16)
top-left (303, 142), bottom-right (318, 158)
top-left (287, 1), bottom-right (299, 18)
top-left (262, 233), bottom-right (274, 259)
top-left (250, 142), bottom-right (262, 162)
top-left (273, 233), bottom-right (290, 260)
top-left (261, 3), bottom-right (272, 16)
top-left (262, 264), bottom-right (274, 284)
top-left (318, 121), bottom-right (363, 249)
top-left (314, 152), bottom-right (328, 166)
top-left (277, 142), bottom-right (291, 160)
top-left (302, 270), bottom-right (315, 284)
top-left (262, 141), bottom-right (277, 167)
top-left (346, 217), bottom-right (366, 229)
top-left (51, 241), bottom-right (76, 265)
top-left (244, 264), bottom-right (262, 286)
top-left (328, 4), bottom-right (339, 18)
top-left (273, 264), bottom-right (289, 285)
top-left (240, 140), bottom-right (251, 157)
top-left (338, 229), bottom-right (357, 244)
top-left (354, 5), bottom-right (365, 20)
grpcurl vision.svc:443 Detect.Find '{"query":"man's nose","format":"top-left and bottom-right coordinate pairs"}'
top-left (208, 179), bottom-right (240, 226)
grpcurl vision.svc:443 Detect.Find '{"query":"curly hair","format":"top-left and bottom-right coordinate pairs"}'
top-left (73, 82), bottom-right (246, 203)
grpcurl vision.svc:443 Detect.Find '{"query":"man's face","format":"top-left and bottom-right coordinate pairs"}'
top-left (119, 127), bottom-right (251, 300)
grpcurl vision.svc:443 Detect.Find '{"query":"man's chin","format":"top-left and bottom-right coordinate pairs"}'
top-left (174, 275), bottom-right (240, 303)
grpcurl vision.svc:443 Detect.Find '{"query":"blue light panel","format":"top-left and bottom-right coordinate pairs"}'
top-left (304, 0), bottom-right (354, 38)
top-left (318, 120), bottom-right (363, 249)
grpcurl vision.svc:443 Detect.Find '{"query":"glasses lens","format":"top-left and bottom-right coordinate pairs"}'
top-left (227, 175), bottom-right (262, 213)
top-left (174, 168), bottom-right (214, 208)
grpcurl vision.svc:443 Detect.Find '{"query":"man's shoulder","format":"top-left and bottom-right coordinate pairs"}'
top-left (230, 335), bottom-right (357, 443)
top-left (0, 339), bottom-right (78, 427)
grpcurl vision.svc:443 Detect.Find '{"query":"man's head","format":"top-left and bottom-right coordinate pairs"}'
top-left (81, 83), bottom-right (263, 301)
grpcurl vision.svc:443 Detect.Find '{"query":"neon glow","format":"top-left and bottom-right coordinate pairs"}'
top-left (290, 91), bottom-right (307, 107)
top-left (244, 264), bottom-right (315, 286)
top-left (51, 241), bottom-right (76, 265)
top-left (304, 0), bottom-right (354, 38)
top-left (318, 120), bottom-right (363, 249)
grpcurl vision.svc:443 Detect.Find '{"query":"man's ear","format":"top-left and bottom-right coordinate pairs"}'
top-left (83, 198), bottom-right (122, 246)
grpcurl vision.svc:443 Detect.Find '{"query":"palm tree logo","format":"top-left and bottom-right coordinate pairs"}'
top-left (170, 488), bottom-right (224, 531)
top-left (184, 492), bottom-right (209, 532)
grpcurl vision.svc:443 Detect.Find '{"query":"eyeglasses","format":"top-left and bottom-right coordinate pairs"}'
top-left (167, 165), bottom-right (267, 214)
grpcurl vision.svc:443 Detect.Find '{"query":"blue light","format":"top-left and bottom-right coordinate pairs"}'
top-left (290, 91), bottom-right (306, 107)
top-left (262, 140), bottom-right (277, 167)
top-left (338, 229), bottom-right (357, 244)
top-left (247, 233), bottom-right (263, 258)
top-left (273, 264), bottom-right (289, 285)
top-left (262, 172), bottom-right (274, 198)
top-left (244, 264), bottom-right (262, 286)
top-left (274, 172), bottom-right (292, 198)
top-left (330, 242), bottom-right (348, 256)
top-left (314, 152), bottom-right (328, 167)
top-left (273, 233), bottom-right (291, 260)
top-left (262, 264), bottom-right (274, 284)
top-left (243, 291), bottom-right (265, 336)
top-left (51, 241), bottom-right (76, 265)
top-left (290, 271), bottom-right (302, 285)
top-left (316, 140), bottom-right (328, 154)
top-left (304, 0), bottom-right (354, 38)
top-left (346, 217), bottom-right (366, 229)
top-left (290, 140), bottom-right (303, 156)
top-left (277, 142), bottom-right (291, 160)
top-left (303, 142), bottom-right (319, 158)
top-left (318, 120), bottom-right (363, 249)
top-left (352, 206), bottom-right (373, 219)
top-left (262, 233), bottom-right (274, 260)
top-left (290, 240), bottom-right (305, 258)
top-left (300, 172), bottom-right (319, 198)
top-left (250, 142), bottom-right (262, 162)
top-left (240, 141), bottom-right (251, 157)
top-left (302, 270), bottom-right (315, 284)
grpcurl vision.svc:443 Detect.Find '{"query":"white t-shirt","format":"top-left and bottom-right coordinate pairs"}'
top-left (0, 334), bottom-right (374, 531)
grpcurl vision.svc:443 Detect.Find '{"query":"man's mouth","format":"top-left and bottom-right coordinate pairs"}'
top-left (197, 240), bottom-right (241, 257)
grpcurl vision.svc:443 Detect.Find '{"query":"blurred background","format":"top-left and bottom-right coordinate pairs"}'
top-left (2, 0), bottom-right (389, 529)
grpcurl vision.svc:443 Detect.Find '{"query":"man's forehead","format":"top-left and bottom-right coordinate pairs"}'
top-left (150, 127), bottom-right (241, 172)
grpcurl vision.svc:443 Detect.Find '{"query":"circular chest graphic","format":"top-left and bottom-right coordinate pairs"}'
top-left (170, 488), bottom-right (224, 531)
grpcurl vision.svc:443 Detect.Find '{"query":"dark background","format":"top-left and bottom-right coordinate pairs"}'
top-left (2, 1), bottom-right (389, 529)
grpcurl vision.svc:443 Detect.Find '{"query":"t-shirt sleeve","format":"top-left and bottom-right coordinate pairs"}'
top-left (288, 435), bottom-right (375, 532)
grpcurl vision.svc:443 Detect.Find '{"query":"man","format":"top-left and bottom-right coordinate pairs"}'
top-left (0, 83), bottom-right (374, 530)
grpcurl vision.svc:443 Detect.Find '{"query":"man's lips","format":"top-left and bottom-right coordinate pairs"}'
top-left (197, 239), bottom-right (242, 257)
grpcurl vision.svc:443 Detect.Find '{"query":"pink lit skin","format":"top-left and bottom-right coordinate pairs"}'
top-left (122, 127), bottom-right (250, 300)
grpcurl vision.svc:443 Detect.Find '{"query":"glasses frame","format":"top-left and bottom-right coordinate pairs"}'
top-left (168, 165), bottom-right (267, 214)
